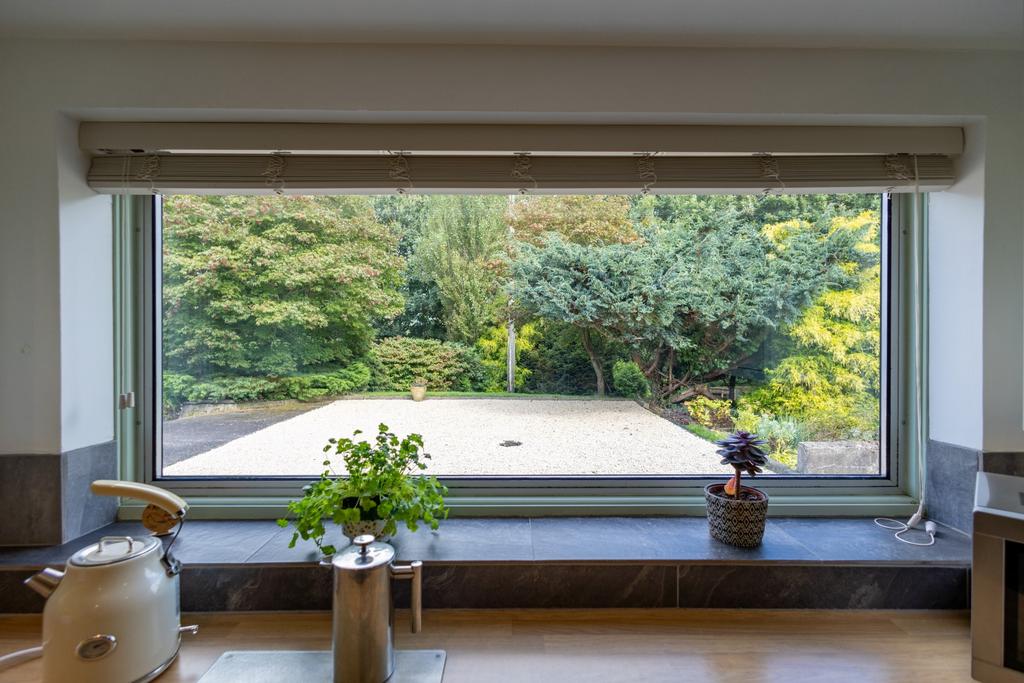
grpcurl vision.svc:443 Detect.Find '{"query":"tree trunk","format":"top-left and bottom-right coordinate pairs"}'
top-left (506, 319), bottom-right (516, 393)
top-left (632, 351), bottom-right (661, 408)
top-left (580, 328), bottom-right (606, 396)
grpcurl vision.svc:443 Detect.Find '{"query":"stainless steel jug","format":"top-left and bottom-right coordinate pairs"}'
top-left (331, 534), bottom-right (422, 683)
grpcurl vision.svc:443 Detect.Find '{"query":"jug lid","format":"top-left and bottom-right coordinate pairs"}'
top-left (332, 534), bottom-right (394, 571)
top-left (69, 535), bottom-right (160, 567)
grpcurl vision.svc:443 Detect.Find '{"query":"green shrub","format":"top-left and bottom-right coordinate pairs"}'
top-left (162, 362), bottom-right (371, 412)
top-left (733, 405), bottom-right (761, 434)
top-left (738, 389), bottom-right (878, 443)
top-left (277, 363), bottom-right (371, 401)
top-left (685, 396), bottom-right (734, 430)
top-left (611, 360), bottom-right (650, 399)
top-left (163, 372), bottom-right (196, 412)
top-left (734, 407), bottom-right (808, 468)
top-left (175, 376), bottom-right (278, 405)
top-left (369, 337), bottom-right (485, 391)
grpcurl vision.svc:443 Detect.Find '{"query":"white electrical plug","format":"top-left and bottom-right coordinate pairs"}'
top-left (874, 515), bottom-right (937, 547)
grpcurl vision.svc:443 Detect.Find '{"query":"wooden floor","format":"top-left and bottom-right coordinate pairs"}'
top-left (0, 609), bottom-right (974, 682)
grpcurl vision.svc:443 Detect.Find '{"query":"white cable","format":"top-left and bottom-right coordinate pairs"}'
top-left (874, 518), bottom-right (937, 546)
top-left (907, 157), bottom-right (927, 530)
top-left (0, 646), bottom-right (42, 671)
top-left (877, 162), bottom-right (931, 547)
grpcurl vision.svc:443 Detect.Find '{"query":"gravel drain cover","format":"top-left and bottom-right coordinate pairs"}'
top-left (499, 440), bottom-right (522, 447)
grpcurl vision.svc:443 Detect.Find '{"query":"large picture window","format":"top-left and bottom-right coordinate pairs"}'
top-left (147, 191), bottom-right (892, 485)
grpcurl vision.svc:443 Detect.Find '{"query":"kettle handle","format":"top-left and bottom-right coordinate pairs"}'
top-left (91, 480), bottom-right (188, 519)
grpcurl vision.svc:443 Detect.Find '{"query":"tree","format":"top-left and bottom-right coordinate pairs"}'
top-left (506, 194), bottom-right (637, 394)
top-left (738, 211), bottom-right (882, 440)
top-left (511, 208), bottom-right (864, 404)
top-left (162, 195), bottom-right (403, 377)
top-left (508, 195), bottom-right (637, 246)
top-left (371, 194), bottom-right (430, 257)
top-left (371, 195), bottom-right (447, 340)
top-left (630, 193), bottom-right (878, 231)
top-left (410, 196), bottom-right (510, 344)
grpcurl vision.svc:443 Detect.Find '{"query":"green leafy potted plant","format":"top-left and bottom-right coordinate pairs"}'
top-left (277, 424), bottom-right (448, 558)
top-left (705, 430), bottom-right (770, 548)
top-left (410, 377), bottom-right (428, 402)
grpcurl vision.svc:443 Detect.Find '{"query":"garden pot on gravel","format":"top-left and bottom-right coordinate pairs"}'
top-left (410, 381), bottom-right (427, 401)
top-left (704, 483), bottom-right (769, 548)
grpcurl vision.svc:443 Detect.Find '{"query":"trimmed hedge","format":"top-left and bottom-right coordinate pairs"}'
top-left (163, 362), bottom-right (371, 411)
top-left (369, 337), bottom-right (485, 391)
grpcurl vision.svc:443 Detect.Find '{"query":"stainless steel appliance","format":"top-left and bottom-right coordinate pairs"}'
top-left (23, 480), bottom-right (197, 683)
top-left (332, 534), bottom-right (424, 683)
top-left (974, 472), bottom-right (1024, 682)
top-left (196, 534), bottom-right (445, 683)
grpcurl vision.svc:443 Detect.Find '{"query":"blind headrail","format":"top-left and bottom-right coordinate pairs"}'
top-left (87, 153), bottom-right (956, 195)
top-left (80, 122), bottom-right (964, 157)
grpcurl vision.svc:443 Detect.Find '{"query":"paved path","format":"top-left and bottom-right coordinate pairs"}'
top-left (164, 397), bottom-right (720, 477)
top-left (163, 403), bottom-right (324, 467)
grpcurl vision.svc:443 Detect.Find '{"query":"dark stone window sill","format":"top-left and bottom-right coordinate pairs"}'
top-left (0, 516), bottom-right (970, 569)
top-left (0, 518), bottom-right (971, 613)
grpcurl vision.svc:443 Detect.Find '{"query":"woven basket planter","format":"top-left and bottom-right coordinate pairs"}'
top-left (704, 483), bottom-right (769, 548)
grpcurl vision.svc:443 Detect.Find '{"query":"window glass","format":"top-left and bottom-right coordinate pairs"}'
top-left (157, 193), bottom-right (884, 479)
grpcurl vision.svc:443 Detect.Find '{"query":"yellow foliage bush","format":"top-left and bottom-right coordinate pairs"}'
top-left (685, 396), bottom-right (734, 430)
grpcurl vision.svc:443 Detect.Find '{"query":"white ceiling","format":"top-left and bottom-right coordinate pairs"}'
top-left (1, 0), bottom-right (1022, 50)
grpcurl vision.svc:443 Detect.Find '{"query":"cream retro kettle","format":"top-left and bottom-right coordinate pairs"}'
top-left (2, 480), bottom-right (197, 683)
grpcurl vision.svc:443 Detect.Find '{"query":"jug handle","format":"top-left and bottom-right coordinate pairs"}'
top-left (391, 560), bottom-right (423, 634)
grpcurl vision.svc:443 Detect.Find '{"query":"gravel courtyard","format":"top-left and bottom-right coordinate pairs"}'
top-left (163, 397), bottom-right (721, 477)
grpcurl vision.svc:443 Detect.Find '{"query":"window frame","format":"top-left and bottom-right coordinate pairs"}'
top-left (117, 192), bottom-right (922, 517)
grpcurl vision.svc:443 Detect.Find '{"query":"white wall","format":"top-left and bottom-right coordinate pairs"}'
top-left (981, 113), bottom-right (1024, 451)
top-left (57, 114), bottom-right (114, 452)
top-left (0, 40), bottom-right (1021, 454)
top-left (929, 122), bottom-right (986, 450)
top-left (0, 63), bottom-right (62, 454)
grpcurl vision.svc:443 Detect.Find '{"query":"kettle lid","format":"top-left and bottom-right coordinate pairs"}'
top-left (332, 534), bottom-right (394, 571)
top-left (69, 535), bottom-right (160, 567)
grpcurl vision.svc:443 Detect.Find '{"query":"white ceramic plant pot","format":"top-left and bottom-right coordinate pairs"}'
top-left (410, 385), bottom-right (427, 401)
top-left (343, 519), bottom-right (390, 542)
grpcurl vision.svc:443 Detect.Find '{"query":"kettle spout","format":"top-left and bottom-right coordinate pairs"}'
top-left (24, 567), bottom-right (64, 599)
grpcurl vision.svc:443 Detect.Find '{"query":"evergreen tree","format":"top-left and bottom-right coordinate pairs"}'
top-left (410, 196), bottom-right (510, 345)
top-left (507, 194), bottom-right (636, 393)
top-left (511, 207), bottom-right (866, 404)
top-left (739, 211), bottom-right (882, 440)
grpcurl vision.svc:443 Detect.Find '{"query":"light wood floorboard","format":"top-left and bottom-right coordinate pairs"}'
top-left (0, 609), bottom-right (974, 682)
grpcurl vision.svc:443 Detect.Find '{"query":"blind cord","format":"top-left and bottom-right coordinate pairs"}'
top-left (755, 152), bottom-right (786, 199)
top-left (876, 155), bottom-right (931, 547)
top-left (388, 152), bottom-right (412, 194)
top-left (511, 152), bottom-right (537, 195)
top-left (637, 152), bottom-right (658, 195)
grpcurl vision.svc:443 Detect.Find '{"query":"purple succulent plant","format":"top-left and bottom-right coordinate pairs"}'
top-left (714, 431), bottom-right (769, 499)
